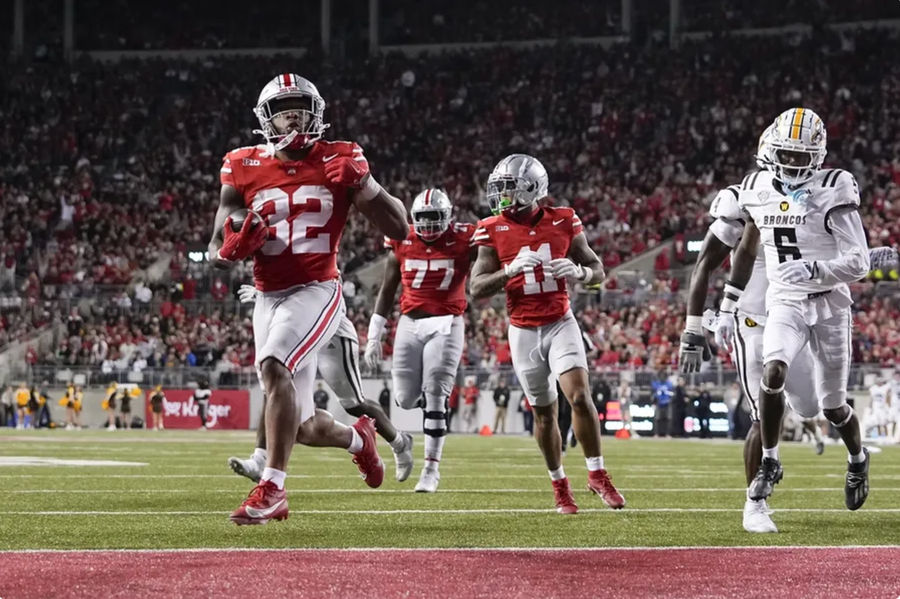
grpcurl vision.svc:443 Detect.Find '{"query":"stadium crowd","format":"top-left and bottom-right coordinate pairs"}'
top-left (1, 25), bottom-right (899, 369)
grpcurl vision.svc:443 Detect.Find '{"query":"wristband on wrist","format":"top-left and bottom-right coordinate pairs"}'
top-left (720, 279), bottom-right (744, 312)
top-left (367, 313), bottom-right (388, 340)
top-left (685, 315), bottom-right (703, 335)
top-left (358, 175), bottom-right (382, 202)
top-left (579, 266), bottom-right (592, 283)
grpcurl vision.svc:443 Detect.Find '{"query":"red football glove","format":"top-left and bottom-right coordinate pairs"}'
top-left (323, 154), bottom-right (370, 188)
top-left (217, 212), bottom-right (268, 262)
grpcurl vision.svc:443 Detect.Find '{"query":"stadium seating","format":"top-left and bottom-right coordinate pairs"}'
top-left (2, 26), bottom-right (899, 369)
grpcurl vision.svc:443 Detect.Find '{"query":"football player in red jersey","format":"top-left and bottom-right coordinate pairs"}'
top-left (469, 154), bottom-right (625, 514)
top-left (364, 188), bottom-right (475, 492)
top-left (208, 73), bottom-right (408, 525)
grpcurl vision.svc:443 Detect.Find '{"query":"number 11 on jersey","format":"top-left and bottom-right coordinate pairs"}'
top-left (516, 243), bottom-right (558, 295)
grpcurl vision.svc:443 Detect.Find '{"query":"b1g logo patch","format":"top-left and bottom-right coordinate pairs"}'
top-left (745, 317), bottom-right (758, 328)
top-left (779, 201), bottom-right (790, 212)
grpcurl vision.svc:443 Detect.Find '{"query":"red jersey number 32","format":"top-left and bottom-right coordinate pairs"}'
top-left (251, 185), bottom-right (333, 255)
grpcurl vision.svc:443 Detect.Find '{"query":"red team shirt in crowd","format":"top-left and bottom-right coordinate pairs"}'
top-left (385, 222), bottom-right (474, 316)
top-left (220, 140), bottom-right (362, 292)
top-left (472, 206), bottom-right (583, 328)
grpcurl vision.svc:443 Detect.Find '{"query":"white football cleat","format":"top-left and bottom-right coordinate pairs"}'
top-left (228, 456), bottom-right (262, 483)
top-left (414, 468), bottom-right (440, 493)
top-left (393, 433), bottom-right (414, 482)
top-left (743, 498), bottom-right (777, 533)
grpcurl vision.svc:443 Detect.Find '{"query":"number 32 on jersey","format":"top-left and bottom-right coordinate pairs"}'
top-left (251, 186), bottom-right (333, 255)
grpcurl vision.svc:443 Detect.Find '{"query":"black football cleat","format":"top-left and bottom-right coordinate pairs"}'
top-left (845, 448), bottom-right (869, 511)
top-left (748, 457), bottom-right (783, 501)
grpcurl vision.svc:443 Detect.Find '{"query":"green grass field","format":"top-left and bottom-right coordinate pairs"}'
top-left (1, 430), bottom-right (898, 551)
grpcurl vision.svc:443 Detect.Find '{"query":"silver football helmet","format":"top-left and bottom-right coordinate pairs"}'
top-left (761, 107), bottom-right (827, 187)
top-left (253, 73), bottom-right (330, 153)
top-left (411, 188), bottom-right (452, 242)
top-left (486, 154), bottom-right (548, 216)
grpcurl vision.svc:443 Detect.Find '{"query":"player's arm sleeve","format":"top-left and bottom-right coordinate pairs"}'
top-left (816, 207), bottom-right (870, 284)
top-left (471, 223), bottom-right (492, 247)
top-left (219, 154), bottom-right (239, 190)
top-left (707, 218), bottom-right (744, 249)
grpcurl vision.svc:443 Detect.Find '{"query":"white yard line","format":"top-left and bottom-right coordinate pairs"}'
top-left (4, 508), bottom-right (900, 516)
top-left (2, 487), bottom-right (899, 494)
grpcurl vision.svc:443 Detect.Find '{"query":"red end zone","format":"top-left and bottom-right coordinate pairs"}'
top-left (1, 547), bottom-right (897, 598)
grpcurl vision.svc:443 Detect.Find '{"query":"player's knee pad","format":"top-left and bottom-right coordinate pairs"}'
top-left (423, 409), bottom-right (447, 437)
top-left (823, 404), bottom-right (853, 427)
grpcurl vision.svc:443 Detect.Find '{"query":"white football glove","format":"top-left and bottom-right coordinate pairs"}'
top-left (714, 312), bottom-right (736, 354)
top-left (364, 314), bottom-right (388, 370)
top-left (549, 258), bottom-right (590, 282)
top-left (778, 259), bottom-right (818, 284)
top-left (363, 339), bottom-right (383, 370)
top-left (504, 250), bottom-right (543, 277)
top-left (869, 246), bottom-right (899, 272)
top-left (237, 284), bottom-right (258, 304)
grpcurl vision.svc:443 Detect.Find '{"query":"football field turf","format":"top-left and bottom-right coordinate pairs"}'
top-left (2, 431), bottom-right (899, 598)
top-left (1, 429), bottom-right (898, 550)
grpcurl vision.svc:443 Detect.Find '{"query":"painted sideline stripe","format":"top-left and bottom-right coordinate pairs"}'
top-left (6, 508), bottom-right (900, 516)
top-left (4, 487), bottom-right (900, 494)
top-left (0, 545), bottom-right (897, 555)
top-left (1, 473), bottom-right (888, 479)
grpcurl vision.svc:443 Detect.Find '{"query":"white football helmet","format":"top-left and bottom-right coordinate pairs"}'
top-left (253, 74), bottom-right (329, 153)
top-left (486, 154), bottom-right (548, 216)
top-left (755, 123), bottom-right (775, 171)
top-left (762, 108), bottom-right (827, 187)
top-left (411, 188), bottom-right (452, 242)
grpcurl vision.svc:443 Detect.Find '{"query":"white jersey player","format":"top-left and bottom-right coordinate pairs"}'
top-left (680, 126), bottom-right (820, 534)
top-left (867, 380), bottom-right (892, 438)
top-left (721, 108), bottom-right (870, 513)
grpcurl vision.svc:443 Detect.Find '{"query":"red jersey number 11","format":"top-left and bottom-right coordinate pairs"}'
top-left (516, 243), bottom-right (558, 295)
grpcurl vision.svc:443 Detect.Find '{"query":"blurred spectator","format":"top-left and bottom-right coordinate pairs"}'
top-left (492, 377), bottom-right (511, 434)
top-left (693, 383), bottom-right (713, 439)
top-left (520, 395), bottom-right (534, 436)
top-left (462, 379), bottom-right (479, 433)
top-left (670, 377), bottom-right (689, 438)
top-left (1, 385), bottom-right (12, 427)
top-left (651, 372), bottom-right (673, 437)
top-left (447, 384), bottom-right (459, 433)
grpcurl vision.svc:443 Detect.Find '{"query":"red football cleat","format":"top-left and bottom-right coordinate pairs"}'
top-left (587, 469), bottom-right (626, 509)
top-left (552, 477), bottom-right (578, 515)
top-left (351, 416), bottom-right (384, 488)
top-left (230, 480), bottom-right (289, 525)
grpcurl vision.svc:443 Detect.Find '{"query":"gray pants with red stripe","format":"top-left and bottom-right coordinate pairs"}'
top-left (253, 279), bottom-right (345, 425)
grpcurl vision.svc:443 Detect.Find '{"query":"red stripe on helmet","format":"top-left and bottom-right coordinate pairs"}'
top-left (424, 189), bottom-right (432, 206)
top-left (282, 74), bottom-right (291, 87)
